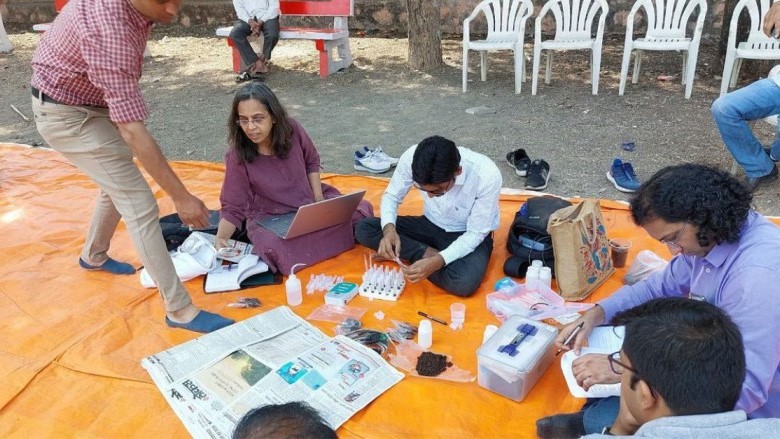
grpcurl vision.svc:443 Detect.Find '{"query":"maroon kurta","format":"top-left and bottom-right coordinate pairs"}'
top-left (220, 119), bottom-right (373, 274)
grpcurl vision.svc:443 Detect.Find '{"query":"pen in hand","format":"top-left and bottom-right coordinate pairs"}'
top-left (556, 322), bottom-right (585, 356)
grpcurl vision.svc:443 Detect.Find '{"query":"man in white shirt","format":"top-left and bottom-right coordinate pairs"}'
top-left (355, 136), bottom-right (502, 297)
top-left (230, 0), bottom-right (280, 80)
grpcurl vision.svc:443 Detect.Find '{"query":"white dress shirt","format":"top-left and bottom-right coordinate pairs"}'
top-left (380, 145), bottom-right (502, 265)
top-left (233, 0), bottom-right (280, 23)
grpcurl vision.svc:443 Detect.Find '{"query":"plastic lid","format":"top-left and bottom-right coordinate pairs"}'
top-left (477, 315), bottom-right (557, 371)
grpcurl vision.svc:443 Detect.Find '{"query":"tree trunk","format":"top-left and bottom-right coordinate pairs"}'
top-left (404, 0), bottom-right (442, 70)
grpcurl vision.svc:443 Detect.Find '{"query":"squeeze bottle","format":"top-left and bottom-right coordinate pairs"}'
top-left (286, 263), bottom-right (306, 306)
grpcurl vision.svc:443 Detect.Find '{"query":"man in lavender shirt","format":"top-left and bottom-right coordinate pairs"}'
top-left (537, 164), bottom-right (780, 438)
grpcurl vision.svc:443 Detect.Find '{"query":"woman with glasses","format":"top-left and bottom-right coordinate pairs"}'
top-left (214, 82), bottom-right (373, 274)
top-left (537, 164), bottom-right (780, 438)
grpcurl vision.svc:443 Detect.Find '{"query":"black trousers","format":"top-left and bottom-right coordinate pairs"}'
top-left (229, 18), bottom-right (280, 67)
top-left (355, 216), bottom-right (493, 297)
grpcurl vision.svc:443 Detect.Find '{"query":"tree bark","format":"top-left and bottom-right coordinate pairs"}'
top-left (404, 0), bottom-right (442, 70)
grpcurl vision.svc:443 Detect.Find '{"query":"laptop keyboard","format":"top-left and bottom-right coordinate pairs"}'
top-left (257, 212), bottom-right (295, 237)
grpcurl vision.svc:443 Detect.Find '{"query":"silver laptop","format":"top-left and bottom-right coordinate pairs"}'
top-left (257, 190), bottom-right (366, 239)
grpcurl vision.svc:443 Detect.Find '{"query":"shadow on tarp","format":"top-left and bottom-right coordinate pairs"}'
top-left (2, 143), bottom-right (765, 438)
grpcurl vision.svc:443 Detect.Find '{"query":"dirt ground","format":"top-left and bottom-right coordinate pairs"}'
top-left (2, 25), bottom-right (778, 215)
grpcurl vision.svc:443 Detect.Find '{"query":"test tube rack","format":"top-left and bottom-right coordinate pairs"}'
top-left (358, 264), bottom-right (405, 301)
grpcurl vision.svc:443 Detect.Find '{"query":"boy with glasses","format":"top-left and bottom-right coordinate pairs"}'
top-left (354, 136), bottom-right (502, 297)
top-left (583, 297), bottom-right (780, 438)
top-left (537, 164), bottom-right (780, 437)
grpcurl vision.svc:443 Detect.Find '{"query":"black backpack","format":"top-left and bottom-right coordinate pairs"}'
top-left (504, 196), bottom-right (572, 278)
top-left (159, 210), bottom-right (249, 251)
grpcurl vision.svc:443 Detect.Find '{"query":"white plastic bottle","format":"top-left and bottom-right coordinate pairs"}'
top-left (526, 265), bottom-right (540, 291)
top-left (286, 263), bottom-right (306, 306)
top-left (539, 266), bottom-right (552, 289)
top-left (418, 319), bottom-right (433, 349)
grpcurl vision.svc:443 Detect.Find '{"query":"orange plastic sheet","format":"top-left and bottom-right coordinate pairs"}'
top-left (0, 143), bottom-right (764, 438)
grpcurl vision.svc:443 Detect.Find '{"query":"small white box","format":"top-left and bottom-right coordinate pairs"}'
top-left (324, 282), bottom-right (359, 306)
top-left (477, 315), bottom-right (558, 401)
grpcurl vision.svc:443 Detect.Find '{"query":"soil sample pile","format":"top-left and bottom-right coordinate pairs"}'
top-left (415, 351), bottom-right (452, 377)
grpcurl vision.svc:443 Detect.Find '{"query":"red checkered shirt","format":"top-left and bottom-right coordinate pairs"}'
top-left (31, 0), bottom-right (152, 123)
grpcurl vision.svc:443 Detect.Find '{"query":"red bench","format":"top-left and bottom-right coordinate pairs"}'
top-left (216, 0), bottom-right (354, 78)
top-left (32, 0), bottom-right (68, 32)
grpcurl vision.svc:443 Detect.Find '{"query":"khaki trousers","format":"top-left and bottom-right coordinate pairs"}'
top-left (31, 97), bottom-right (192, 312)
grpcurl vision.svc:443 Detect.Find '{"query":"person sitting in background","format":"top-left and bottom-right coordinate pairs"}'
top-left (233, 401), bottom-right (337, 439)
top-left (581, 297), bottom-right (780, 438)
top-left (536, 164), bottom-right (780, 437)
top-left (709, 2), bottom-right (780, 191)
top-left (230, 0), bottom-right (280, 81)
top-left (354, 136), bottom-right (502, 297)
top-left (215, 82), bottom-right (373, 274)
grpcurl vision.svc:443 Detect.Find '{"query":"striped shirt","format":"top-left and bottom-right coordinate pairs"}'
top-left (380, 146), bottom-right (502, 265)
top-left (30, 0), bottom-right (152, 123)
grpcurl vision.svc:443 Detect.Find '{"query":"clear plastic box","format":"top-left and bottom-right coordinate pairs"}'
top-left (477, 315), bottom-right (558, 401)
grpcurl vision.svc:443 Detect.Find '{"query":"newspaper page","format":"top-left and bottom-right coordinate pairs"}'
top-left (141, 306), bottom-right (404, 438)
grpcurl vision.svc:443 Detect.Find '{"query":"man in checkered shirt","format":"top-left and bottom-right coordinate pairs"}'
top-left (30, 0), bottom-right (233, 333)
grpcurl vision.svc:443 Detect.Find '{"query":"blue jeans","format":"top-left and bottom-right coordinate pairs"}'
top-left (711, 78), bottom-right (780, 178)
top-left (582, 396), bottom-right (620, 434)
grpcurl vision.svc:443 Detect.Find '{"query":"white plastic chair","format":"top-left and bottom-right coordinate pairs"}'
top-left (618, 0), bottom-right (707, 99)
top-left (462, 0), bottom-right (534, 94)
top-left (720, 0), bottom-right (780, 95)
top-left (532, 0), bottom-right (609, 95)
top-left (0, 9), bottom-right (12, 53)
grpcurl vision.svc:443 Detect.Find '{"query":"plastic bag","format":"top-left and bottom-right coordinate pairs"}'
top-left (307, 304), bottom-right (367, 323)
top-left (624, 250), bottom-right (668, 285)
top-left (486, 282), bottom-right (593, 323)
top-left (140, 231), bottom-right (218, 288)
top-left (388, 340), bottom-right (475, 382)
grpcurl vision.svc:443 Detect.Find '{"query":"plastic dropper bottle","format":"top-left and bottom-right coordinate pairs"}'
top-left (286, 263), bottom-right (306, 306)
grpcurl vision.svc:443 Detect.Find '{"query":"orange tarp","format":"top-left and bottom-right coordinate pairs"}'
top-left (0, 144), bottom-right (692, 437)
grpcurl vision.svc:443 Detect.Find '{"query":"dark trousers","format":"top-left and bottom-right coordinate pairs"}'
top-left (355, 216), bottom-right (493, 297)
top-left (229, 18), bottom-right (280, 67)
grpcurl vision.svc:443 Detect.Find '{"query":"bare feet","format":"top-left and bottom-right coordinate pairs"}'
top-left (250, 58), bottom-right (269, 74)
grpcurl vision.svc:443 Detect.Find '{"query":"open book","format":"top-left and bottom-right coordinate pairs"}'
top-left (561, 326), bottom-right (625, 398)
top-left (204, 254), bottom-right (269, 293)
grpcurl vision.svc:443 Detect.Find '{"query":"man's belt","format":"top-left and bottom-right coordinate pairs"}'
top-left (31, 86), bottom-right (67, 105)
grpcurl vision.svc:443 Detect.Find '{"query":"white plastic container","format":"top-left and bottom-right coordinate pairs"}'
top-left (539, 266), bottom-right (552, 289)
top-left (418, 319), bottom-right (432, 349)
top-left (525, 266), bottom-right (540, 291)
top-left (477, 315), bottom-right (558, 401)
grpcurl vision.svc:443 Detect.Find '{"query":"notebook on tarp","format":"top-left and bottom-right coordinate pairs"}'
top-left (257, 190), bottom-right (366, 239)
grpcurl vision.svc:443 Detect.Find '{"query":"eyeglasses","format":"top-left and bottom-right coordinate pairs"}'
top-left (236, 117), bottom-right (267, 128)
top-left (661, 223), bottom-right (687, 254)
top-left (413, 179), bottom-right (455, 197)
top-left (607, 351), bottom-right (637, 375)
top-left (608, 351), bottom-right (657, 396)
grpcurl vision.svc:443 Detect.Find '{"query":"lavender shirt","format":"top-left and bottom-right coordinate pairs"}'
top-left (600, 211), bottom-right (780, 418)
